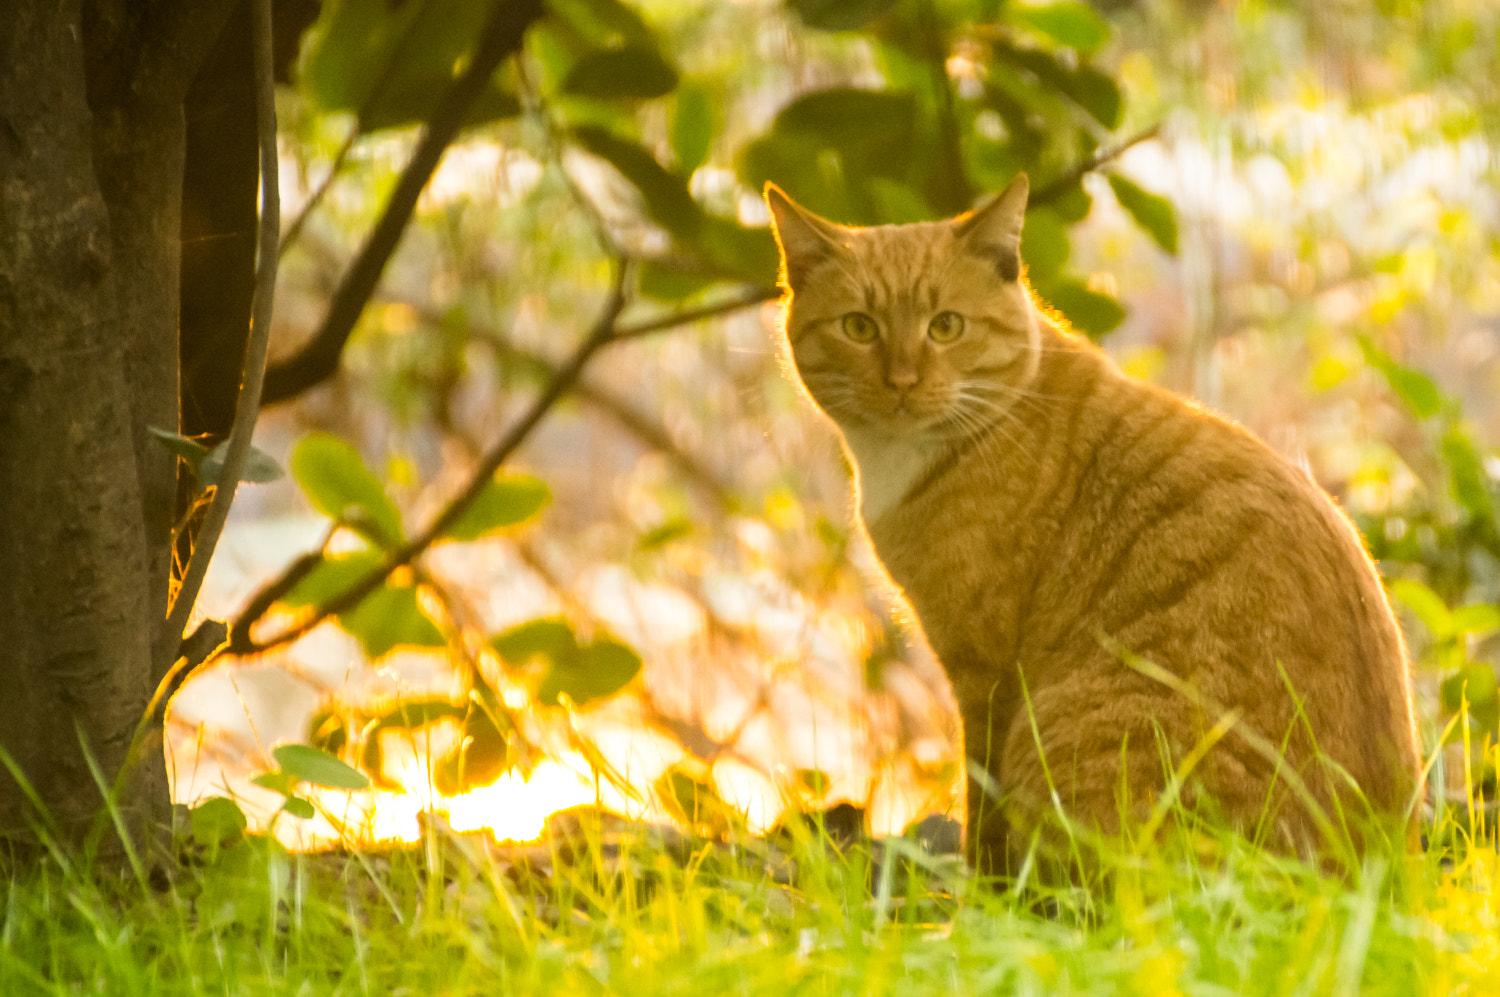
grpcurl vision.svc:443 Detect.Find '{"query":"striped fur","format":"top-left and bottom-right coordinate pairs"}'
top-left (766, 177), bottom-right (1421, 871)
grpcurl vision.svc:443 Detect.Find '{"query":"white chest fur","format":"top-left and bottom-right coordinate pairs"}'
top-left (841, 427), bottom-right (942, 527)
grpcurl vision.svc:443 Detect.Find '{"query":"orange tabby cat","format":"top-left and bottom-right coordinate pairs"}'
top-left (765, 175), bottom-right (1421, 870)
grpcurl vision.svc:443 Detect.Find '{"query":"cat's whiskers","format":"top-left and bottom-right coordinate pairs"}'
top-left (942, 389), bottom-right (1037, 470)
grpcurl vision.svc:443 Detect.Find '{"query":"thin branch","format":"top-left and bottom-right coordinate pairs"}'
top-left (455, 314), bottom-right (736, 504)
top-left (278, 123), bottom-right (361, 258)
top-left (1029, 124), bottom-right (1162, 207)
top-left (610, 285), bottom-right (778, 342)
top-left (261, 0), bottom-right (544, 404)
top-left (279, 0), bottom-right (444, 258)
top-left (159, 0), bottom-right (280, 673)
top-left (235, 264), bottom-right (631, 656)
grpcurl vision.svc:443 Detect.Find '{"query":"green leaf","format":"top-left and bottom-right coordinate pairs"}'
top-left (637, 518), bottom-right (693, 551)
top-left (273, 744), bottom-right (371, 791)
top-left (774, 87), bottom-right (916, 145)
top-left (291, 433), bottom-right (404, 547)
top-left (1442, 664), bottom-right (1499, 714)
top-left (1010, 2), bottom-right (1110, 54)
top-left (1357, 338), bottom-right (1446, 420)
top-left (251, 772), bottom-right (298, 796)
top-left (1043, 279), bottom-right (1126, 337)
top-left (563, 44), bottom-right (678, 100)
top-left (1108, 175), bottom-right (1178, 255)
top-left (148, 426), bottom-right (211, 468)
top-left (1019, 207), bottom-right (1070, 282)
top-left (491, 618), bottom-right (641, 707)
top-left (302, 0), bottom-right (522, 132)
top-left (200, 442), bottom-right (286, 486)
top-left (697, 216), bottom-right (781, 283)
top-left (572, 125), bottom-right (702, 238)
top-left (670, 81), bottom-right (716, 174)
top-left (795, 768), bottom-right (831, 797)
top-left (340, 583), bottom-right (446, 660)
top-left (1389, 578), bottom-right (1453, 638)
top-left (434, 706), bottom-right (513, 795)
top-left (538, 638), bottom-right (643, 706)
top-left (189, 797), bottom-right (247, 848)
top-left (440, 474), bottom-right (551, 543)
top-left (638, 260), bottom-right (720, 301)
top-left (281, 796), bottom-right (317, 820)
top-left (280, 551), bottom-right (383, 609)
top-left (547, 0), bottom-right (658, 49)
top-left (786, 0), bottom-right (900, 31)
top-left (490, 618), bottom-right (577, 664)
top-left (1451, 604), bottom-right (1500, 638)
top-left (990, 42), bottom-right (1120, 128)
top-left (1441, 428), bottom-right (1497, 526)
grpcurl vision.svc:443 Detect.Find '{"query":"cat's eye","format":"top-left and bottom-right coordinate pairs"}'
top-left (928, 311), bottom-right (965, 343)
top-left (841, 312), bottom-right (879, 343)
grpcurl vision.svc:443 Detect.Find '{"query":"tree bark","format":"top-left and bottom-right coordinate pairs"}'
top-left (0, 0), bottom-right (230, 846)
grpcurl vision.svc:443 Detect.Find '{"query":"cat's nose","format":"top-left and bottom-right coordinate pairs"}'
top-left (884, 365), bottom-right (920, 391)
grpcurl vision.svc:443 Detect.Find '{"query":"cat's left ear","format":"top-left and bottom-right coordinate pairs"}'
top-left (953, 173), bottom-right (1028, 283)
top-left (765, 183), bottom-right (849, 289)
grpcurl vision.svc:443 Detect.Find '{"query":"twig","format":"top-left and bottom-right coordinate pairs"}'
top-left (236, 263), bottom-right (631, 655)
top-left (278, 0), bottom-right (442, 257)
top-left (160, 0), bottom-right (280, 673)
top-left (262, 0), bottom-right (544, 404)
top-left (1029, 123), bottom-right (1162, 207)
top-left (278, 123), bottom-right (362, 257)
top-left (610, 285), bottom-right (777, 342)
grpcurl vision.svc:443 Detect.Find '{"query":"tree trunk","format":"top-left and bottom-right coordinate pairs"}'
top-left (0, 0), bottom-right (230, 848)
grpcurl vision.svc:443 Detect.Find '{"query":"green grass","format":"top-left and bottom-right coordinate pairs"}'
top-left (3, 797), bottom-right (1499, 997)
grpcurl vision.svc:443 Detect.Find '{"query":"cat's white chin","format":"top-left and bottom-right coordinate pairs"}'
top-left (840, 424), bottom-right (944, 526)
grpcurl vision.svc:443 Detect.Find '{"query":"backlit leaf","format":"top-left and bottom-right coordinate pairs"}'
top-left (440, 473), bottom-right (551, 542)
top-left (280, 551), bottom-right (383, 609)
top-left (200, 441), bottom-right (286, 486)
top-left (1389, 578), bottom-right (1453, 638)
top-left (281, 796), bottom-right (317, 820)
top-left (148, 426), bottom-right (211, 468)
top-left (1019, 208), bottom-right (1070, 281)
top-left (1441, 428), bottom-right (1497, 527)
top-left (189, 797), bottom-right (247, 848)
top-left (273, 743), bottom-right (371, 791)
top-left (1109, 174), bottom-right (1179, 254)
top-left (251, 772), bottom-right (298, 796)
top-left (1443, 663), bottom-right (1499, 713)
top-left (1357, 337), bottom-right (1445, 420)
top-left (291, 433), bottom-right (404, 547)
top-left (1451, 603), bottom-right (1500, 638)
top-left (490, 618), bottom-right (577, 664)
top-left (1043, 278), bottom-right (1126, 337)
top-left (572, 125), bottom-right (702, 238)
top-left (340, 583), bottom-right (446, 660)
top-left (670, 81), bottom-right (715, 174)
top-left (1010, 2), bottom-right (1110, 54)
top-left (302, 0), bottom-right (522, 132)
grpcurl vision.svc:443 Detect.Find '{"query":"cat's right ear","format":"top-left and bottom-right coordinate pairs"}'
top-left (765, 183), bottom-right (847, 290)
top-left (953, 173), bottom-right (1028, 283)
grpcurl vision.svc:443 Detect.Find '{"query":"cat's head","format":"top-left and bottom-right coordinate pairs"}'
top-left (765, 176), bottom-right (1041, 441)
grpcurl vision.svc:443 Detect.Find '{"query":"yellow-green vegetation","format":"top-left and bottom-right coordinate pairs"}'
top-left (3, 790), bottom-right (1498, 996)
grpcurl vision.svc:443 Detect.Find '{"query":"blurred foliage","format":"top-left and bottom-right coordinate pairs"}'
top-left (207, 0), bottom-right (1500, 833)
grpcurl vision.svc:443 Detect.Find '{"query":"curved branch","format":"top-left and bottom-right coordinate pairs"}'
top-left (160, 0), bottom-right (280, 671)
top-left (235, 264), bottom-right (631, 656)
top-left (1029, 124), bottom-right (1162, 207)
top-left (261, 0), bottom-right (544, 404)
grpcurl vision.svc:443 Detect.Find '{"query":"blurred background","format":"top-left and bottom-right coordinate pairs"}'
top-left (171, 0), bottom-right (1500, 847)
